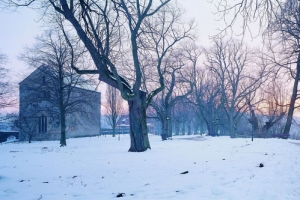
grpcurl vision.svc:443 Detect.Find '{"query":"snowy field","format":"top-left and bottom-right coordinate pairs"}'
top-left (1, 135), bottom-right (300, 200)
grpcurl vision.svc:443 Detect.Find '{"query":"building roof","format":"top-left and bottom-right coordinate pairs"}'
top-left (19, 65), bottom-right (100, 94)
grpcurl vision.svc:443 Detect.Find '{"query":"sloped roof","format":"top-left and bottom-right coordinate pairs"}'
top-left (19, 65), bottom-right (100, 94)
top-left (19, 65), bottom-right (48, 85)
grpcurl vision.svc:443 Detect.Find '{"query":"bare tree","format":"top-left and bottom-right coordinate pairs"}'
top-left (0, 53), bottom-right (16, 109)
top-left (1, 0), bottom-right (195, 152)
top-left (182, 43), bottom-right (225, 136)
top-left (149, 49), bottom-right (194, 140)
top-left (104, 85), bottom-right (124, 137)
top-left (192, 68), bottom-right (223, 136)
top-left (18, 107), bottom-right (39, 143)
top-left (20, 30), bottom-right (99, 146)
top-left (204, 38), bottom-right (267, 138)
top-left (213, 0), bottom-right (279, 37)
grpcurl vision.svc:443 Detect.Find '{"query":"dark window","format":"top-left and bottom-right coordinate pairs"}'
top-left (39, 115), bottom-right (47, 133)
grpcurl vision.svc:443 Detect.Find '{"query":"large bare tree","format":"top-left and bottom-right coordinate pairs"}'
top-left (1, 0), bottom-right (195, 152)
top-left (263, 0), bottom-right (300, 136)
top-left (183, 43), bottom-right (224, 136)
top-left (214, 0), bottom-right (300, 137)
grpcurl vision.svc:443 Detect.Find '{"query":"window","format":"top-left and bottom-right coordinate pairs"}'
top-left (39, 115), bottom-right (47, 133)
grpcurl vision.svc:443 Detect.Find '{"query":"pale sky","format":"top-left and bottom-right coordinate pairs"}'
top-left (0, 8), bottom-right (42, 75)
top-left (0, 1), bottom-right (220, 76)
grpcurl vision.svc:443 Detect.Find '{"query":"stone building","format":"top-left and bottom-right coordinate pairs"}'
top-left (19, 65), bottom-right (101, 141)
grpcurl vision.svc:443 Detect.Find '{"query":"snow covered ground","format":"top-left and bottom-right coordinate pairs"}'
top-left (1, 135), bottom-right (300, 200)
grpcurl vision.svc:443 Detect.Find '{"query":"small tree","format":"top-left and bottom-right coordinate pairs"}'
top-left (20, 30), bottom-right (98, 146)
top-left (18, 109), bottom-right (39, 143)
top-left (104, 85), bottom-right (124, 137)
top-left (0, 53), bottom-right (16, 109)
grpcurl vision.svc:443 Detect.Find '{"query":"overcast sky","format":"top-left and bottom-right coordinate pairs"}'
top-left (0, 1), bottom-right (222, 77)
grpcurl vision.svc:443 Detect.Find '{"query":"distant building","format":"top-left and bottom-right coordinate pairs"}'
top-left (114, 115), bottom-right (158, 135)
top-left (19, 65), bottom-right (101, 141)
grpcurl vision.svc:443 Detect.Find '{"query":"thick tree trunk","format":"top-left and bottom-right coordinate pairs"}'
top-left (229, 112), bottom-right (235, 138)
top-left (161, 118), bottom-right (167, 140)
top-left (283, 53), bottom-right (300, 136)
top-left (60, 111), bottom-right (67, 147)
top-left (206, 119), bottom-right (218, 136)
top-left (128, 91), bottom-right (151, 152)
top-left (207, 123), bottom-right (216, 136)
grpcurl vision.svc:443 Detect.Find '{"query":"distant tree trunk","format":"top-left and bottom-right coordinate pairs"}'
top-left (60, 110), bottom-right (67, 147)
top-left (181, 122), bottom-right (186, 135)
top-left (59, 64), bottom-right (67, 147)
top-left (168, 118), bottom-right (172, 138)
top-left (193, 124), bottom-right (198, 135)
top-left (112, 125), bottom-right (116, 137)
top-left (200, 121), bottom-right (205, 135)
top-left (187, 121), bottom-right (192, 135)
top-left (128, 91), bottom-right (151, 152)
top-left (283, 53), bottom-right (300, 136)
top-left (175, 121), bottom-right (180, 135)
top-left (251, 110), bottom-right (259, 137)
top-left (112, 118), bottom-right (116, 137)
